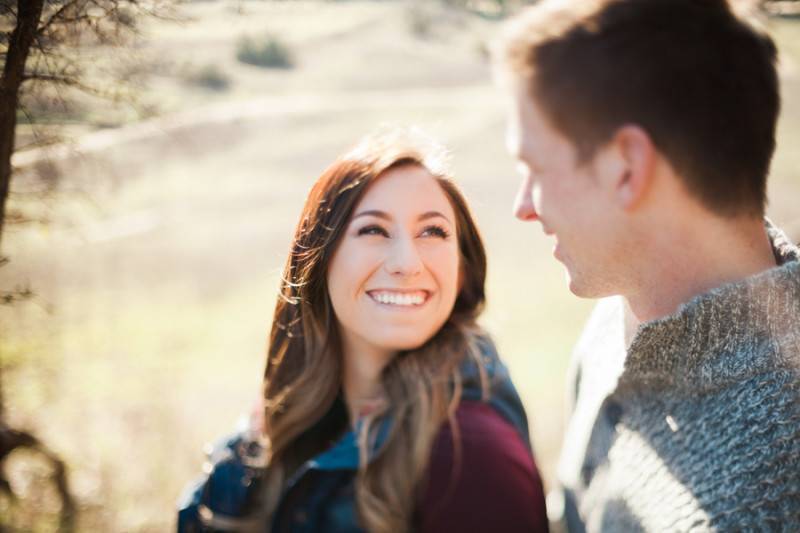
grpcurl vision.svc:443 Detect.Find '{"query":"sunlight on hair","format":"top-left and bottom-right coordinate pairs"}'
top-left (343, 124), bottom-right (452, 179)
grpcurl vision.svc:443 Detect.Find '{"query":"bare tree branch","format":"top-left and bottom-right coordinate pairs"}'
top-left (23, 72), bottom-right (77, 84)
top-left (14, 103), bottom-right (61, 150)
top-left (36, 0), bottom-right (83, 38)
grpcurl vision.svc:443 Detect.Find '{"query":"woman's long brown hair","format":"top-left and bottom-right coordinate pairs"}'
top-left (260, 129), bottom-right (488, 533)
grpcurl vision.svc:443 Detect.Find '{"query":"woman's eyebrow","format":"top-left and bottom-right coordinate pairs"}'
top-left (351, 210), bottom-right (452, 224)
top-left (418, 211), bottom-right (452, 224)
top-left (352, 209), bottom-right (391, 221)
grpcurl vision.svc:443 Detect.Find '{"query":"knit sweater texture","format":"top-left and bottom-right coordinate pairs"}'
top-left (557, 222), bottom-right (800, 532)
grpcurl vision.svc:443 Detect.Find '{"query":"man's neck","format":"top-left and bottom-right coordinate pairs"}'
top-left (623, 216), bottom-right (776, 330)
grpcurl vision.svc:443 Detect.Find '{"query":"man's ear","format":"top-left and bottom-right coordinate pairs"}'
top-left (595, 125), bottom-right (656, 211)
top-left (611, 125), bottom-right (656, 211)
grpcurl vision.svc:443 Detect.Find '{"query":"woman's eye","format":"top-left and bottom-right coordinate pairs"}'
top-left (357, 225), bottom-right (389, 237)
top-left (421, 225), bottom-right (450, 239)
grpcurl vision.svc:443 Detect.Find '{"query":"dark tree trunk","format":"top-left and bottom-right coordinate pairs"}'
top-left (0, 0), bottom-right (44, 254)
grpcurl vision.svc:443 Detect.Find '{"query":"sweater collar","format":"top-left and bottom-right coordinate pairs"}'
top-left (620, 220), bottom-right (800, 393)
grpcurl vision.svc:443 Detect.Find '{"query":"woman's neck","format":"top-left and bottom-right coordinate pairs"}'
top-left (341, 337), bottom-right (395, 425)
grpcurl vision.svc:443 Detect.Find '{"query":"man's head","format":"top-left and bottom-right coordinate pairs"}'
top-left (494, 0), bottom-right (780, 297)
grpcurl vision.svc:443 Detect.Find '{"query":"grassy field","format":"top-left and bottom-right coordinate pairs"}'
top-left (2, 1), bottom-right (799, 530)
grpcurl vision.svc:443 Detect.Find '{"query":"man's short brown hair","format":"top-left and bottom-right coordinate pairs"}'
top-left (496, 0), bottom-right (780, 217)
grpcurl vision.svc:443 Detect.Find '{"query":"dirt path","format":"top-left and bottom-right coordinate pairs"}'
top-left (12, 85), bottom-right (496, 170)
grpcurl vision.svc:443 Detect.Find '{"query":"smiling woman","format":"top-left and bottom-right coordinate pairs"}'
top-left (327, 163), bottom-right (463, 403)
top-left (177, 128), bottom-right (548, 533)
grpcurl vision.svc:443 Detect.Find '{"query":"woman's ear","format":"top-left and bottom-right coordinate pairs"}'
top-left (611, 125), bottom-right (657, 211)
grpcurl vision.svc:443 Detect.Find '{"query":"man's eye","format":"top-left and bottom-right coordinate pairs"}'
top-left (357, 225), bottom-right (389, 237)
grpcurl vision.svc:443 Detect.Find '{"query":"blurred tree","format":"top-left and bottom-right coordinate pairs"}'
top-left (0, 0), bottom-right (170, 529)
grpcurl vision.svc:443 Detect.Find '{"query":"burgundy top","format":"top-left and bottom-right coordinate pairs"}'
top-left (416, 401), bottom-right (549, 532)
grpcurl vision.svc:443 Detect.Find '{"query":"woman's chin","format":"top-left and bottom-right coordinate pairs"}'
top-left (372, 334), bottom-right (433, 354)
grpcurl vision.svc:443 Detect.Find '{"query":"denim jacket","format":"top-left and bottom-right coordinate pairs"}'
top-left (177, 339), bottom-right (530, 532)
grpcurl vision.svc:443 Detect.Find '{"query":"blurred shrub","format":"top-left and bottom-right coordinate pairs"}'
top-left (182, 64), bottom-right (232, 91)
top-left (475, 38), bottom-right (490, 60)
top-left (406, 4), bottom-right (434, 37)
top-left (110, 5), bottom-right (137, 28)
top-left (442, 0), bottom-right (540, 17)
top-left (236, 35), bottom-right (293, 69)
top-left (0, 448), bottom-right (69, 533)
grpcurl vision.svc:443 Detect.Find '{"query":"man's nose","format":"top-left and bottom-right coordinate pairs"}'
top-left (513, 176), bottom-right (539, 222)
top-left (384, 236), bottom-right (423, 276)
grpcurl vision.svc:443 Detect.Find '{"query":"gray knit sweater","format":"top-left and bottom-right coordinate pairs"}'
top-left (557, 222), bottom-right (800, 532)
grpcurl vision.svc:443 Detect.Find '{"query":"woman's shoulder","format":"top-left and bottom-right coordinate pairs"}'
top-left (459, 332), bottom-right (533, 448)
top-left (417, 400), bottom-right (549, 533)
top-left (439, 400), bottom-right (527, 451)
top-left (430, 400), bottom-right (537, 475)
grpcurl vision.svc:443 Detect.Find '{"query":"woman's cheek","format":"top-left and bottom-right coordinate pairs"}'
top-left (422, 245), bottom-right (460, 277)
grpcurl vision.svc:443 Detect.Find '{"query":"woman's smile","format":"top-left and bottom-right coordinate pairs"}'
top-left (366, 289), bottom-right (431, 308)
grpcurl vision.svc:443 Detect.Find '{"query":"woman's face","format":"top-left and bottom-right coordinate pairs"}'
top-left (327, 164), bottom-right (461, 359)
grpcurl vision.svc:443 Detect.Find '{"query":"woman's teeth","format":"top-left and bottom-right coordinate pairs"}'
top-left (369, 291), bottom-right (427, 307)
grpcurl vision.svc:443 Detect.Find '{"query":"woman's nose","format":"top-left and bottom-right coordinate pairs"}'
top-left (384, 236), bottom-right (423, 277)
top-left (513, 176), bottom-right (539, 222)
